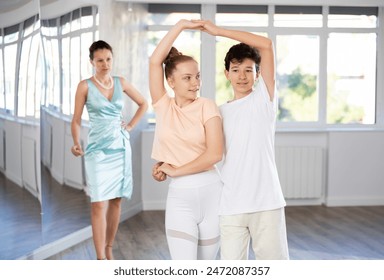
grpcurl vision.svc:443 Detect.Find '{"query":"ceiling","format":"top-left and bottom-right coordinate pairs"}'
top-left (0, 0), bottom-right (33, 13)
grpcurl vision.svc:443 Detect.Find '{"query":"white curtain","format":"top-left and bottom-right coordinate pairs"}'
top-left (98, 1), bottom-right (149, 120)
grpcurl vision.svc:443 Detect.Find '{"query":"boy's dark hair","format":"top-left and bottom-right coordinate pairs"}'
top-left (89, 40), bottom-right (113, 60)
top-left (224, 43), bottom-right (261, 71)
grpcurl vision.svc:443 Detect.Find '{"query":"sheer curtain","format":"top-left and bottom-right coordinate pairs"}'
top-left (98, 1), bottom-right (149, 121)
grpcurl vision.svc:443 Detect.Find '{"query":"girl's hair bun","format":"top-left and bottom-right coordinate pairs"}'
top-left (164, 47), bottom-right (182, 65)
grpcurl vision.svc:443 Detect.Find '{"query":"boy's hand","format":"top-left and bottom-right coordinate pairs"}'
top-left (177, 19), bottom-right (203, 30)
top-left (192, 20), bottom-right (220, 36)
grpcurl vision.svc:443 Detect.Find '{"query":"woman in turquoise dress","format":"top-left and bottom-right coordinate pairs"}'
top-left (71, 40), bottom-right (147, 260)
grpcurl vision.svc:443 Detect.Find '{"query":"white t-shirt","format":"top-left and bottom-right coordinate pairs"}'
top-left (219, 76), bottom-right (286, 215)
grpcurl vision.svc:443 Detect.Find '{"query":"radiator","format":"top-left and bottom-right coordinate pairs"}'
top-left (21, 136), bottom-right (39, 198)
top-left (42, 121), bottom-right (52, 168)
top-left (275, 146), bottom-right (324, 199)
top-left (64, 134), bottom-right (85, 190)
top-left (0, 129), bottom-right (5, 170)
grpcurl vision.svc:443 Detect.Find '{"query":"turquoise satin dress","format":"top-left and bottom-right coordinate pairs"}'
top-left (84, 77), bottom-right (132, 202)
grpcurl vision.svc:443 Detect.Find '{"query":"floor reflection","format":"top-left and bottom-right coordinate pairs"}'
top-left (0, 166), bottom-right (91, 259)
top-left (41, 165), bottom-right (91, 244)
top-left (0, 172), bottom-right (42, 259)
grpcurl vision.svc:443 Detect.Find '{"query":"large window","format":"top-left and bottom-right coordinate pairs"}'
top-left (276, 35), bottom-right (320, 122)
top-left (328, 6), bottom-right (378, 28)
top-left (326, 7), bottom-right (378, 124)
top-left (274, 5), bottom-right (323, 27)
top-left (216, 5), bottom-right (268, 27)
top-left (0, 15), bottom-right (41, 119)
top-left (148, 4), bottom-right (380, 127)
top-left (41, 6), bottom-right (98, 118)
top-left (327, 33), bottom-right (376, 124)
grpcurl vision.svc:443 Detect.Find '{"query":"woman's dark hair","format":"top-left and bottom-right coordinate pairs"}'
top-left (164, 47), bottom-right (195, 79)
top-left (224, 43), bottom-right (261, 71)
top-left (89, 40), bottom-right (113, 60)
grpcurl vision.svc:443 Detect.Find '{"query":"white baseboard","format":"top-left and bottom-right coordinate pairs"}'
top-left (63, 179), bottom-right (85, 191)
top-left (18, 202), bottom-right (143, 260)
top-left (120, 201), bottom-right (143, 222)
top-left (19, 226), bottom-right (93, 260)
top-left (50, 168), bottom-right (64, 185)
top-left (5, 171), bottom-right (23, 187)
top-left (286, 198), bottom-right (324, 206)
top-left (325, 197), bottom-right (384, 207)
top-left (142, 200), bottom-right (166, 211)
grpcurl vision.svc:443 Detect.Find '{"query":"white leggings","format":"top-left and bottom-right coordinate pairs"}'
top-left (165, 170), bottom-right (222, 260)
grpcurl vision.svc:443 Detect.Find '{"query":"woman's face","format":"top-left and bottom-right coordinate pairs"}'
top-left (91, 48), bottom-right (113, 75)
top-left (167, 60), bottom-right (200, 104)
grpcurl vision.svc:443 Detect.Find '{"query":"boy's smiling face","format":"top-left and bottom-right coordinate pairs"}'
top-left (225, 58), bottom-right (259, 97)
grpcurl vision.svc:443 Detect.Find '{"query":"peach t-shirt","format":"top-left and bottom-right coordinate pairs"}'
top-left (151, 93), bottom-right (221, 167)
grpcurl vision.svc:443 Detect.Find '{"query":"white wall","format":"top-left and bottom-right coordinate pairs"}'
top-left (0, 117), bottom-right (41, 204)
top-left (327, 131), bottom-right (384, 206)
top-left (141, 129), bottom-right (169, 210)
top-left (3, 120), bottom-right (23, 186)
top-left (21, 122), bottom-right (41, 201)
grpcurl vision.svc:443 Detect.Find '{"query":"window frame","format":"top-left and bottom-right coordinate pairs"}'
top-left (146, 4), bottom-right (383, 130)
top-left (0, 14), bottom-right (41, 120)
top-left (40, 6), bottom-right (98, 119)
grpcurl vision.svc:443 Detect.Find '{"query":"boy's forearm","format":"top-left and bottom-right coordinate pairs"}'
top-left (218, 27), bottom-right (272, 50)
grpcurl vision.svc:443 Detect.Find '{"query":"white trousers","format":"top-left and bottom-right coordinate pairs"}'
top-left (165, 170), bottom-right (222, 260)
top-left (220, 208), bottom-right (289, 260)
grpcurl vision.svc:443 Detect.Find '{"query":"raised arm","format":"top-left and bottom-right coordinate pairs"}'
top-left (198, 20), bottom-right (275, 101)
top-left (149, 19), bottom-right (202, 104)
top-left (120, 77), bottom-right (148, 131)
top-left (71, 80), bottom-right (87, 156)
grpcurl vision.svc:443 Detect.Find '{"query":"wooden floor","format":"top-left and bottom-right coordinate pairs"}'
top-left (47, 206), bottom-right (384, 260)
top-left (0, 172), bottom-right (42, 259)
top-left (0, 167), bottom-right (91, 260)
top-left (2, 167), bottom-right (384, 260)
top-left (40, 166), bottom-right (91, 245)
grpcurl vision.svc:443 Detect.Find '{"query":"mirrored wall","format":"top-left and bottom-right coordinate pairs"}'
top-left (0, 0), bottom-right (42, 260)
top-left (0, 0), bottom-right (147, 260)
top-left (39, 0), bottom-right (97, 248)
top-left (0, 0), bottom-right (94, 259)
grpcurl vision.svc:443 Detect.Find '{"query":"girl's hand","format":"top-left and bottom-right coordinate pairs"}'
top-left (71, 144), bottom-right (84, 157)
top-left (158, 163), bottom-right (177, 177)
top-left (192, 19), bottom-right (220, 36)
top-left (177, 19), bottom-right (204, 30)
top-left (152, 162), bottom-right (167, 182)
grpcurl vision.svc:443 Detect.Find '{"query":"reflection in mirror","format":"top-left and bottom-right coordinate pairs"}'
top-left (0, 0), bottom-right (42, 259)
top-left (35, 0), bottom-right (149, 259)
top-left (39, 1), bottom-right (98, 247)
